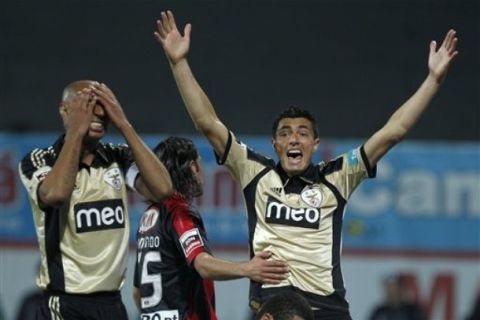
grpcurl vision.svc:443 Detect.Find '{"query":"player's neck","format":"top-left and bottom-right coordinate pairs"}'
top-left (80, 141), bottom-right (98, 166)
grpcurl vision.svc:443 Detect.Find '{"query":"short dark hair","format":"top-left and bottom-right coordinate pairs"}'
top-left (255, 291), bottom-right (314, 320)
top-left (153, 136), bottom-right (201, 200)
top-left (383, 273), bottom-right (406, 286)
top-left (272, 106), bottom-right (318, 139)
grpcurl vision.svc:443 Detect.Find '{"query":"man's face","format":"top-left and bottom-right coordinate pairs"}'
top-left (61, 84), bottom-right (110, 143)
top-left (272, 117), bottom-right (319, 177)
top-left (191, 156), bottom-right (204, 197)
top-left (86, 102), bottom-right (109, 141)
top-left (384, 280), bottom-right (403, 304)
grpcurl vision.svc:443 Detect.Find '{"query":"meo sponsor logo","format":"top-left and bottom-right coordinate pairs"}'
top-left (265, 197), bottom-right (320, 229)
top-left (74, 199), bottom-right (125, 233)
top-left (179, 228), bottom-right (203, 257)
top-left (141, 310), bottom-right (179, 320)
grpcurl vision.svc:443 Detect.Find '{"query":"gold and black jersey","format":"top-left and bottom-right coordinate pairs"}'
top-left (18, 135), bottom-right (138, 294)
top-left (217, 132), bottom-right (376, 312)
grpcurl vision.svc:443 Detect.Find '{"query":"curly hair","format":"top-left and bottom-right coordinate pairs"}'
top-left (153, 136), bottom-right (201, 200)
top-left (271, 105), bottom-right (318, 139)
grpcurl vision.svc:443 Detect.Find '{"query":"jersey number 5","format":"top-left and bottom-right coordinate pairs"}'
top-left (139, 251), bottom-right (162, 309)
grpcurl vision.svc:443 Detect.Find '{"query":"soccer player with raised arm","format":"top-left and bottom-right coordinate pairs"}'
top-left (154, 11), bottom-right (458, 319)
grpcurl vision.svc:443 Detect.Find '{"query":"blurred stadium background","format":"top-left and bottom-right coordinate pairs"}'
top-left (0, 0), bottom-right (478, 319)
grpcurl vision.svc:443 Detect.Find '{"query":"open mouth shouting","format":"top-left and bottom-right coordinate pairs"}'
top-left (286, 149), bottom-right (303, 166)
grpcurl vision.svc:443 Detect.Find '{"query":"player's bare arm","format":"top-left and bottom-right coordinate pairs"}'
top-left (132, 287), bottom-right (141, 311)
top-left (38, 90), bottom-right (96, 207)
top-left (193, 250), bottom-right (289, 284)
top-left (91, 83), bottom-right (173, 201)
top-left (155, 10), bottom-right (229, 157)
top-left (364, 29), bottom-right (458, 166)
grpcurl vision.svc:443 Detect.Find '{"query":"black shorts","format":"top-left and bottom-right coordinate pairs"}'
top-left (36, 291), bottom-right (128, 320)
top-left (313, 308), bottom-right (352, 320)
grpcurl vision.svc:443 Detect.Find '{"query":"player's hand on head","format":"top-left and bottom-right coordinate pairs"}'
top-left (247, 250), bottom-right (290, 284)
top-left (154, 10), bottom-right (191, 65)
top-left (90, 82), bottom-right (129, 129)
top-left (62, 88), bottom-right (96, 136)
top-left (428, 29), bottom-right (458, 84)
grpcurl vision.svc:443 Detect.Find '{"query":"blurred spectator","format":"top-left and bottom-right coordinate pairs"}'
top-left (465, 291), bottom-right (480, 320)
top-left (14, 261), bottom-right (42, 320)
top-left (369, 273), bottom-right (426, 320)
top-left (0, 296), bottom-right (5, 320)
top-left (14, 289), bottom-right (42, 320)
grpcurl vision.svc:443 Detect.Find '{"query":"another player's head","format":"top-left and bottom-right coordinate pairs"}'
top-left (153, 136), bottom-right (203, 200)
top-left (382, 273), bottom-right (406, 306)
top-left (271, 106), bottom-right (319, 177)
top-left (255, 291), bottom-right (314, 320)
top-left (59, 80), bottom-right (109, 142)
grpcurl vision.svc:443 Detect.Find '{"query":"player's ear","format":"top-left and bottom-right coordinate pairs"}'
top-left (272, 138), bottom-right (280, 153)
top-left (313, 138), bottom-right (320, 152)
top-left (59, 103), bottom-right (68, 127)
top-left (260, 313), bottom-right (274, 320)
top-left (190, 159), bottom-right (199, 174)
top-left (59, 102), bottom-right (66, 116)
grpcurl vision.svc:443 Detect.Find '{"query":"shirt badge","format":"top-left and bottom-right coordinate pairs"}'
top-left (103, 168), bottom-right (123, 190)
top-left (139, 207), bottom-right (159, 234)
top-left (179, 228), bottom-right (204, 258)
top-left (300, 186), bottom-right (323, 207)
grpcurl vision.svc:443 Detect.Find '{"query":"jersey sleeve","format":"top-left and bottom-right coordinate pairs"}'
top-left (323, 145), bottom-right (376, 200)
top-left (107, 143), bottom-right (138, 191)
top-left (18, 148), bottom-right (54, 207)
top-left (171, 204), bottom-right (211, 265)
top-left (216, 131), bottom-right (275, 189)
top-left (133, 251), bottom-right (140, 288)
top-left (126, 163), bottom-right (140, 192)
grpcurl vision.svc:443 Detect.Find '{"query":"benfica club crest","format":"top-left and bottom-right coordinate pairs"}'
top-left (300, 186), bottom-right (323, 208)
top-left (103, 167), bottom-right (123, 190)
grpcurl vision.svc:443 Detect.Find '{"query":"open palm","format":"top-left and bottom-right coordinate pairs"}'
top-left (155, 11), bottom-right (191, 64)
top-left (428, 29), bottom-right (458, 83)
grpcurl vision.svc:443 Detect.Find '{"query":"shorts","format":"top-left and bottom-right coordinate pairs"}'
top-left (36, 291), bottom-right (128, 320)
top-left (314, 308), bottom-right (352, 320)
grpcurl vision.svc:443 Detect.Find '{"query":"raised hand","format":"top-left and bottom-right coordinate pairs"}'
top-left (244, 251), bottom-right (290, 284)
top-left (90, 83), bottom-right (129, 130)
top-left (154, 10), bottom-right (191, 65)
top-left (428, 29), bottom-right (459, 84)
top-left (61, 89), bottom-right (96, 137)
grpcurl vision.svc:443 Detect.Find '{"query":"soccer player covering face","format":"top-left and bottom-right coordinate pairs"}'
top-left (154, 11), bottom-right (458, 320)
top-left (133, 137), bottom-right (289, 320)
top-left (18, 81), bottom-right (172, 319)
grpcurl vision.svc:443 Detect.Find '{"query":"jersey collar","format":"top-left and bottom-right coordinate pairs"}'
top-left (52, 134), bottom-right (110, 167)
top-left (275, 162), bottom-right (319, 190)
